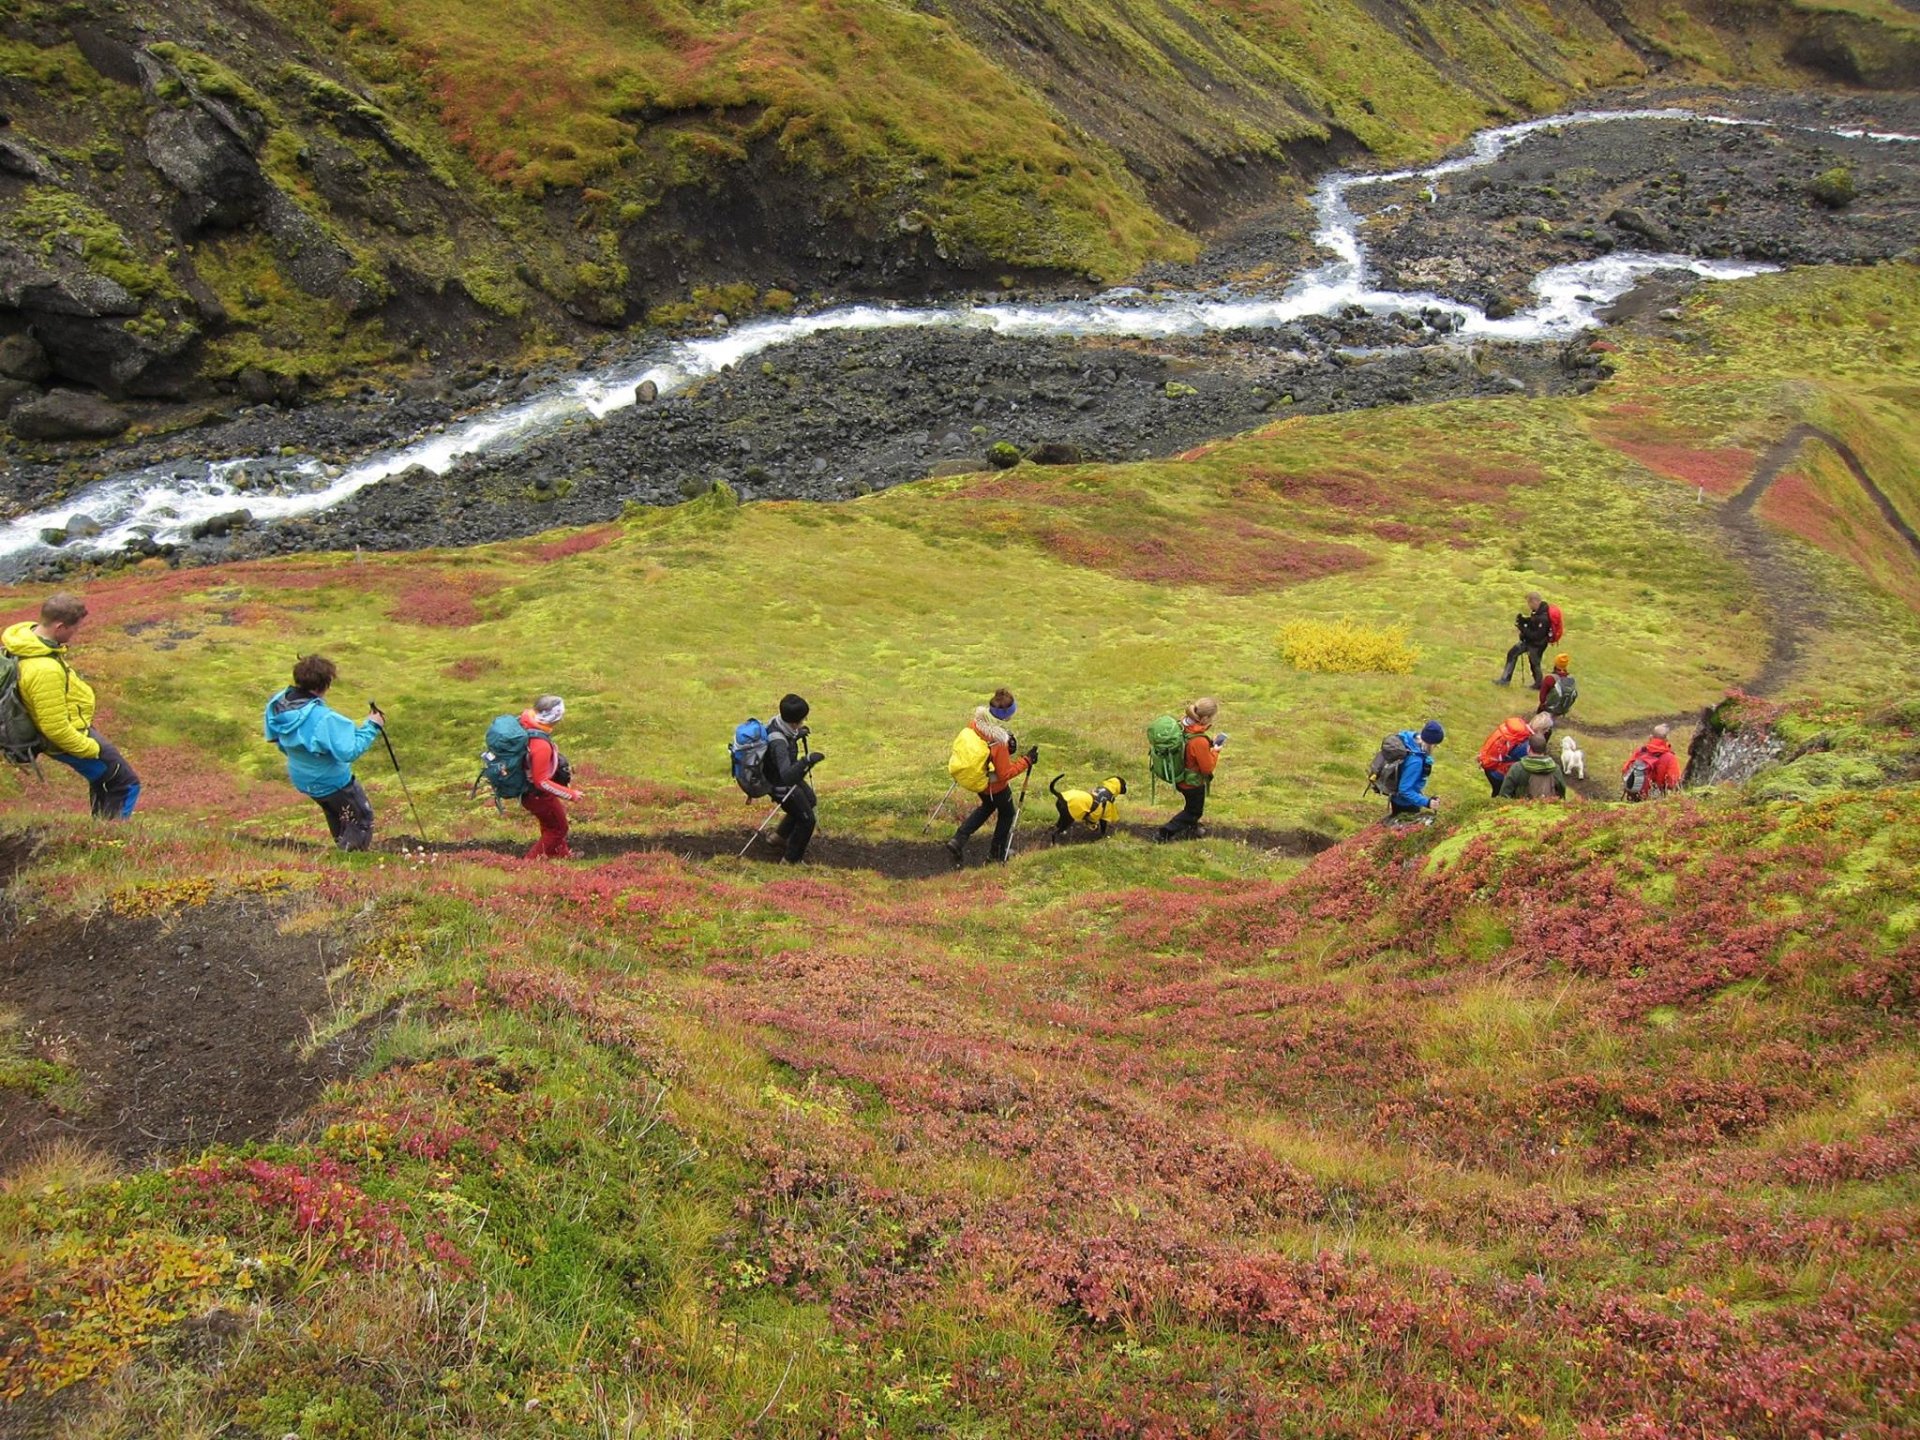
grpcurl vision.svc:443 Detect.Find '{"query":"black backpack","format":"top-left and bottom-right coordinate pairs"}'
top-left (1364, 732), bottom-right (1411, 796)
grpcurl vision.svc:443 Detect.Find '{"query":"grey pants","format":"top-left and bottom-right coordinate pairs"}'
top-left (313, 779), bottom-right (374, 852)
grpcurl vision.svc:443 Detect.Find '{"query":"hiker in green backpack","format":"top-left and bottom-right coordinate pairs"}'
top-left (1153, 697), bottom-right (1224, 842)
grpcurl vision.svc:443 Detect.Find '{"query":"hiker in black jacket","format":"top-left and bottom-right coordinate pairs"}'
top-left (1495, 592), bottom-right (1555, 688)
top-left (763, 693), bottom-right (823, 863)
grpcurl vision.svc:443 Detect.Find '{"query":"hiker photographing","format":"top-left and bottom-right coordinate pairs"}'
top-left (1152, 697), bottom-right (1223, 842)
top-left (764, 694), bottom-right (823, 864)
top-left (1, 593), bottom-right (140, 819)
top-left (945, 694), bottom-right (1033, 866)
top-left (1495, 593), bottom-right (1561, 688)
top-left (264, 655), bottom-right (383, 851)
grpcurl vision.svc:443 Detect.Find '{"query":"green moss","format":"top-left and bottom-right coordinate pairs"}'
top-left (6, 187), bottom-right (173, 301)
top-left (0, 35), bottom-right (106, 95)
top-left (147, 41), bottom-right (276, 119)
top-left (1809, 165), bottom-right (1856, 208)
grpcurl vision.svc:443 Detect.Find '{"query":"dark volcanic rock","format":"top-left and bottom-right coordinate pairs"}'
top-left (9, 389), bottom-right (131, 441)
top-left (145, 105), bottom-right (272, 232)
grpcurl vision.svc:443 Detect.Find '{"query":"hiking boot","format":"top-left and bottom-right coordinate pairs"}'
top-left (944, 837), bottom-right (964, 868)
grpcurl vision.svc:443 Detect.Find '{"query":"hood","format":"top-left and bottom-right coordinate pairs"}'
top-left (1643, 737), bottom-right (1674, 757)
top-left (970, 717), bottom-right (1009, 747)
top-left (519, 709), bottom-right (554, 734)
top-left (1102, 776), bottom-right (1126, 797)
top-left (2, 621), bottom-right (57, 659)
top-left (1519, 754), bottom-right (1558, 774)
top-left (265, 689), bottom-right (322, 738)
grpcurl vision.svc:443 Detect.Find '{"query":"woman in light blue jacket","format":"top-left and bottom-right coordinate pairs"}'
top-left (264, 655), bottom-right (384, 850)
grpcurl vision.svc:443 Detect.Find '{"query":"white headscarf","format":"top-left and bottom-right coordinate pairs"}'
top-left (534, 696), bottom-right (566, 726)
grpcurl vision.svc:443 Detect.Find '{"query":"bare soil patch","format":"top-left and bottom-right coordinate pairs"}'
top-left (0, 894), bottom-right (370, 1173)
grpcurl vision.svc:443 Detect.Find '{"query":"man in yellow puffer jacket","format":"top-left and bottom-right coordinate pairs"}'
top-left (2, 593), bottom-right (140, 819)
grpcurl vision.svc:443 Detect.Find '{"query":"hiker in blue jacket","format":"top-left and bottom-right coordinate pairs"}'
top-left (264, 655), bottom-right (384, 851)
top-left (1389, 719), bottom-right (1445, 820)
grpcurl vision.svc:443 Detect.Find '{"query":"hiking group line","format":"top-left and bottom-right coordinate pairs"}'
top-left (1, 587), bottom-right (1688, 864)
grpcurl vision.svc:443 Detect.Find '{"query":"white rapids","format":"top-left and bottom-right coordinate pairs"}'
top-left (2, 106), bottom-right (1913, 570)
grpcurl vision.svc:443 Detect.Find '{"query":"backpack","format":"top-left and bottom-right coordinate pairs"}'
top-left (730, 719), bottom-right (771, 798)
top-left (1542, 674), bottom-right (1578, 717)
top-left (0, 651), bottom-right (45, 766)
top-left (1547, 603), bottom-right (1564, 643)
top-left (948, 726), bottom-right (992, 795)
top-left (1146, 715), bottom-right (1197, 792)
top-left (1365, 732), bottom-right (1412, 797)
top-left (1622, 752), bottom-right (1652, 802)
top-left (475, 714), bottom-right (534, 804)
top-left (1522, 757), bottom-right (1561, 800)
top-left (1478, 717), bottom-right (1531, 773)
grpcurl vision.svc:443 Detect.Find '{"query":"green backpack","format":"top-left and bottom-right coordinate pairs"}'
top-left (1146, 715), bottom-right (1200, 793)
top-left (0, 652), bottom-right (46, 767)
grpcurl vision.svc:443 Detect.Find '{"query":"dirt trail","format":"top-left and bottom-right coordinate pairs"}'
top-left (1577, 423), bottom-right (1913, 740)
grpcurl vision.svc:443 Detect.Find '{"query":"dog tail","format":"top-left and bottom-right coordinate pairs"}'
top-left (1048, 773), bottom-right (1066, 799)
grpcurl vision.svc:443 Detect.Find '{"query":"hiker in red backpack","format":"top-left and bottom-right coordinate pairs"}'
top-left (1495, 593), bottom-right (1560, 688)
top-left (518, 695), bottom-right (581, 858)
top-left (1622, 723), bottom-right (1683, 801)
top-left (1155, 697), bottom-right (1224, 842)
top-left (945, 694), bottom-right (1035, 866)
top-left (1477, 715), bottom-right (1535, 796)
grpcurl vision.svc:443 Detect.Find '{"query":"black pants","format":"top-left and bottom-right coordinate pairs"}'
top-left (313, 779), bottom-right (374, 852)
top-left (774, 781), bottom-right (816, 862)
top-left (47, 729), bottom-right (141, 820)
top-left (1499, 642), bottom-right (1545, 686)
top-left (1485, 767), bottom-right (1504, 797)
top-left (1388, 800), bottom-right (1431, 822)
top-left (1157, 784), bottom-right (1206, 841)
top-left (955, 789), bottom-right (1016, 860)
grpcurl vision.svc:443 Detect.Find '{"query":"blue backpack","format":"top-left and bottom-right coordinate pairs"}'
top-left (730, 719), bottom-right (771, 798)
top-left (475, 714), bottom-right (534, 804)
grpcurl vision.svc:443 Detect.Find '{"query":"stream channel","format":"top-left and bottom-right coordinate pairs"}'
top-left (2, 105), bottom-right (1916, 578)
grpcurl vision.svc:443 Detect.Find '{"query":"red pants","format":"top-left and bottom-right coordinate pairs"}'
top-left (520, 790), bottom-right (571, 858)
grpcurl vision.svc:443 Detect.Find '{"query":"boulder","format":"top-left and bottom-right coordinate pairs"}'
top-left (1609, 206), bottom-right (1675, 250)
top-left (8, 389), bottom-right (131, 441)
top-left (145, 106), bottom-right (269, 232)
top-left (63, 512), bottom-right (102, 539)
top-left (188, 508), bottom-right (252, 540)
top-left (0, 136), bottom-right (52, 181)
top-left (0, 332), bottom-right (51, 382)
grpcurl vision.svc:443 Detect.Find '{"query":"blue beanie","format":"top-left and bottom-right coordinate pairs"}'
top-left (1420, 719), bottom-right (1445, 745)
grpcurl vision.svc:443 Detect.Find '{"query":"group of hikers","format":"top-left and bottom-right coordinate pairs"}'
top-left (0, 589), bottom-right (1685, 860)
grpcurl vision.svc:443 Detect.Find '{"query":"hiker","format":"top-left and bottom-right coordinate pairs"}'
top-left (1387, 720), bottom-right (1444, 820)
top-left (1153, 697), bottom-right (1224, 842)
top-left (1495, 593), bottom-right (1560, 688)
top-left (517, 695), bottom-right (581, 859)
top-left (764, 693), bottom-right (824, 864)
top-left (1499, 739), bottom-right (1568, 800)
top-left (1622, 723), bottom-right (1683, 801)
top-left (1477, 714), bottom-right (1535, 796)
top-left (263, 655), bottom-right (384, 851)
top-left (1538, 653), bottom-right (1578, 718)
top-left (945, 701), bottom-right (1034, 866)
top-left (1, 593), bottom-right (140, 819)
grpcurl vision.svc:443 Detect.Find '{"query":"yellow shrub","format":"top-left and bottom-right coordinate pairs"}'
top-left (1277, 617), bottom-right (1420, 674)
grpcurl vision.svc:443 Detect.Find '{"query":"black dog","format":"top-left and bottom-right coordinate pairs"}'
top-left (1050, 773), bottom-right (1126, 837)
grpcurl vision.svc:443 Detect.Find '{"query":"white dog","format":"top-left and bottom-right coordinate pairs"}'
top-left (1559, 734), bottom-right (1586, 780)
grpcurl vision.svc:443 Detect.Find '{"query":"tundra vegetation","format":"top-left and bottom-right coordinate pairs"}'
top-left (0, 259), bottom-right (1917, 1435)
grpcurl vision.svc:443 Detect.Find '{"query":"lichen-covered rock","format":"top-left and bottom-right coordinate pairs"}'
top-left (145, 106), bottom-right (270, 232)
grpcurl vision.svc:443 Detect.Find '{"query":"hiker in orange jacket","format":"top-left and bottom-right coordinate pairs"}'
top-left (519, 695), bottom-right (581, 858)
top-left (1622, 723), bottom-right (1683, 800)
top-left (945, 696), bottom-right (1035, 866)
top-left (1156, 697), bottom-right (1224, 842)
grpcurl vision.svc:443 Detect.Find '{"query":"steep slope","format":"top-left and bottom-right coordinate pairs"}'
top-left (1, 0), bottom-right (1915, 436)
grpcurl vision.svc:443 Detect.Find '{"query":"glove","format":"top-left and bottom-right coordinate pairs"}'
top-left (1024, 746), bottom-right (1039, 765)
top-left (806, 751), bottom-right (826, 767)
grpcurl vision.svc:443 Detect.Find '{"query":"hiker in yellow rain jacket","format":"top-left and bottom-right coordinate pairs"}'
top-left (2, 593), bottom-right (141, 818)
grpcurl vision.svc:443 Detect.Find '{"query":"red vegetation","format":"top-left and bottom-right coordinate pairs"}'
top-left (533, 525), bottom-right (620, 561)
top-left (1604, 438), bottom-right (1758, 496)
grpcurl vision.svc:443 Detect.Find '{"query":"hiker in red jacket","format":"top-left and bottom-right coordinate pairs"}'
top-left (945, 699), bottom-right (1036, 866)
top-left (519, 695), bottom-right (582, 858)
top-left (1156, 697), bottom-right (1224, 842)
top-left (1622, 723), bottom-right (1683, 801)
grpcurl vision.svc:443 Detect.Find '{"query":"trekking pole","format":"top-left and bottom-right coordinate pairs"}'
top-left (369, 699), bottom-right (430, 844)
top-left (740, 798), bottom-right (784, 857)
top-left (921, 780), bottom-right (957, 833)
top-left (1004, 763), bottom-right (1035, 861)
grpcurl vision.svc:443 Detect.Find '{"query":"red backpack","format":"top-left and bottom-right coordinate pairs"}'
top-left (1547, 603), bottom-right (1564, 642)
top-left (1478, 716), bottom-right (1532, 773)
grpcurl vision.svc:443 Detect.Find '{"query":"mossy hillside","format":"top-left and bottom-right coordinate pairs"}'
top-left (2, 707), bottom-right (1917, 1431)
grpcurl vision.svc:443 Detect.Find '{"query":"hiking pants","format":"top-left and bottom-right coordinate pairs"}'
top-left (521, 790), bottom-right (572, 859)
top-left (313, 779), bottom-right (374, 852)
top-left (1388, 800), bottom-right (1431, 823)
top-left (954, 788), bottom-right (1016, 861)
top-left (774, 780), bottom-right (816, 863)
top-left (1499, 642), bottom-right (1545, 686)
top-left (1156, 784), bottom-right (1206, 841)
top-left (1484, 767), bottom-right (1504, 797)
top-left (48, 730), bottom-right (140, 820)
